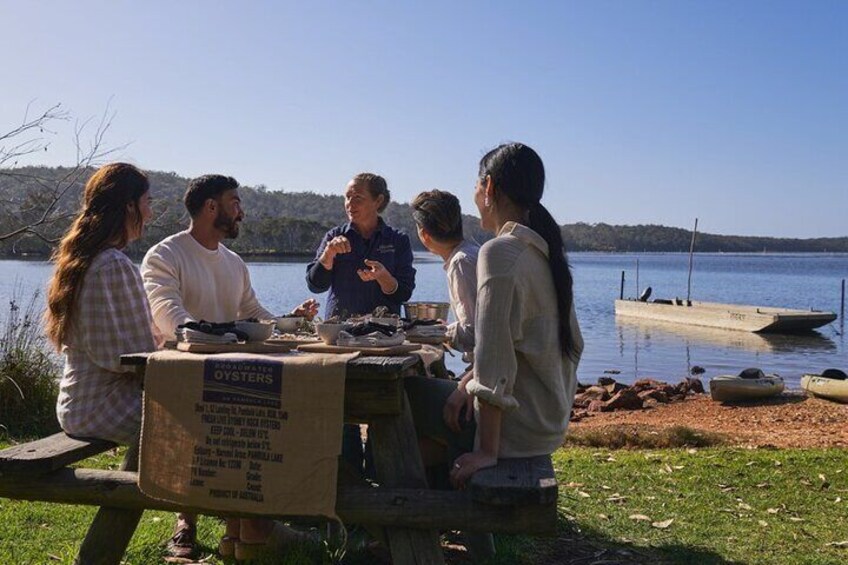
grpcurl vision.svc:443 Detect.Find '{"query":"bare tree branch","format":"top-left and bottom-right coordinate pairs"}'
top-left (0, 101), bottom-right (127, 244)
top-left (0, 101), bottom-right (68, 169)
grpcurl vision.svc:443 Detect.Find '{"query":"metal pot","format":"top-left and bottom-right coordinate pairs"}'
top-left (403, 302), bottom-right (450, 321)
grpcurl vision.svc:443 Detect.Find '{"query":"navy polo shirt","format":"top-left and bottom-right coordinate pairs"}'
top-left (306, 218), bottom-right (416, 318)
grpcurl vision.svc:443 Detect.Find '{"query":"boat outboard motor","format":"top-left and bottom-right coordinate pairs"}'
top-left (638, 286), bottom-right (652, 302)
top-left (822, 368), bottom-right (847, 380)
top-left (739, 368), bottom-right (765, 379)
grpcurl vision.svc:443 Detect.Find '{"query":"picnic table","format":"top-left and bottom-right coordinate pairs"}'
top-left (0, 352), bottom-right (559, 564)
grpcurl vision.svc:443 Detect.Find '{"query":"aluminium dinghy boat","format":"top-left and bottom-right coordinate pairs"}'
top-left (709, 368), bottom-right (785, 402)
top-left (801, 369), bottom-right (848, 404)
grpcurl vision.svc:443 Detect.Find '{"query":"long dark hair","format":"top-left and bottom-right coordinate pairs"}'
top-left (45, 163), bottom-right (149, 348)
top-left (479, 143), bottom-right (578, 360)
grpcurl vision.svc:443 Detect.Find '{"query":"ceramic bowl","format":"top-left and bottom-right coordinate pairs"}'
top-left (234, 320), bottom-right (275, 342)
top-left (274, 316), bottom-right (304, 333)
top-left (315, 322), bottom-right (352, 345)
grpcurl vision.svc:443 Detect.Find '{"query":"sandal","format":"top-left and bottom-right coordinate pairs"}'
top-left (166, 521), bottom-right (198, 559)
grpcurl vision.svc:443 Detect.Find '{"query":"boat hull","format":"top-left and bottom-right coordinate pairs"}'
top-left (801, 374), bottom-right (848, 404)
top-left (615, 299), bottom-right (836, 333)
top-left (709, 375), bottom-right (785, 402)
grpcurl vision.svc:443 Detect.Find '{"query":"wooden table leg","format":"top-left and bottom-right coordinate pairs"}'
top-left (368, 391), bottom-right (446, 565)
top-left (75, 442), bottom-right (143, 565)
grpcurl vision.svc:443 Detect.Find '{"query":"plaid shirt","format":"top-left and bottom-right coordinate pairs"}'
top-left (56, 248), bottom-right (158, 444)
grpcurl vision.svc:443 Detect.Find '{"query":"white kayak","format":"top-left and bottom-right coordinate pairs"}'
top-left (710, 368), bottom-right (784, 402)
top-left (801, 369), bottom-right (848, 404)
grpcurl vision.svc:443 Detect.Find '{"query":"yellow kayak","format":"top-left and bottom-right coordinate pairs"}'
top-left (801, 369), bottom-right (848, 404)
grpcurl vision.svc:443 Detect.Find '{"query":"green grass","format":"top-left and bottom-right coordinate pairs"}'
top-left (1, 445), bottom-right (846, 564)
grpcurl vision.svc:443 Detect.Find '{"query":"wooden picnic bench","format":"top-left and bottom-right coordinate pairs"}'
top-left (0, 354), bottom-right (558, 564)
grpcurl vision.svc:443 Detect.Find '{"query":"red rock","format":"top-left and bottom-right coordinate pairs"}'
top-left (638, 389), bottom-right (669, 403)
top-left (605, 388), bottom-right (643, 411)
top-left (633, 378), bottom-right (665, 392)
top-left (658, 384), bottom-right (677, 396)
top-left (604, 382), bottom-right (628, 395)
top-left (685, 377), bottom-right (705, 394)
top-left (584, 386), bottom-right (610, 401)
top-left (588, 400), bottom-right (608, 413)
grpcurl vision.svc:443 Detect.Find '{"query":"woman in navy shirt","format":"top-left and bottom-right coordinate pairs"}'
top-left (306, 172), bottom-right (416, 318)
top-left (306, 172), bottom-right (416, 473)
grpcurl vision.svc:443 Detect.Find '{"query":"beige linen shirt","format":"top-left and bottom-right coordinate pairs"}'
top-left (466, 222), bottom-right (583, 458)
top-left (444, 239), bottom-right (479, 363)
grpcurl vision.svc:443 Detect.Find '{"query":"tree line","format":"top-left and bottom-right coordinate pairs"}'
top-left (1, 166), bottom-right (846, 257)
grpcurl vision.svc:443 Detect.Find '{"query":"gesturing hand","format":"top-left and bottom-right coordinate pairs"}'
top-left (357, 260), bottom-right (398, 294)
top-left (319, 236), bottom-right (351, 269)
top-left (291, 298), bottom-right (319, 321)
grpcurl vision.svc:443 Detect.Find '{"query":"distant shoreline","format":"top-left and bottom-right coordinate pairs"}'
top-left (2, 250), bottom-right (847, 261)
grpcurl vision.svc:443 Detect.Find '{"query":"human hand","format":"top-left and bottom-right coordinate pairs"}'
top-left (357, 260), bottom-right (398, 294)
top-left (356, 259), bottom-right (388, 282)
top-left (449, 450), bottom-right (498, 489)
top-left (291, 298), bottom-right (319, 321)
top-left (320, 236), bottom-right (351, 269)
top-left (443, 386), bottom-right (474, 434)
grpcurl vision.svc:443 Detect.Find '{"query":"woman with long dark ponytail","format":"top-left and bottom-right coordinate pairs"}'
top-left (406, 143), bottom-right (583, 497)
top-left (46, 163), bottom-right (159, 444)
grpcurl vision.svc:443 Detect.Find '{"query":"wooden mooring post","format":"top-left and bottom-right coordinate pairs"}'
top-left (620, 270), bottom-right (625, 300)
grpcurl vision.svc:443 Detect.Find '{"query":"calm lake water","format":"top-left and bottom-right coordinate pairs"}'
top-left (2, 253), bottom-right (845, 388)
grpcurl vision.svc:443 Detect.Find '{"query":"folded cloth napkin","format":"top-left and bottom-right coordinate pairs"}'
top-left (401, 318), bottom-right (442, 330)
top-left (345, 321), bottom-right (398, 337)
top-left (336, 330), bottom-right (406, 348)
top-left (406, 324), bottom-right (448, 339)
top-left (177, 320), bottom-right (250, 342)
top-left (176, 327), bottom-right (239, 344)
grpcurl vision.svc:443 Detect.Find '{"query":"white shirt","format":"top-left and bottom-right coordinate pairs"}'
top-left (141, 230), bottom-right (274, 338)
top-left (444, 239), bottom-right (479, 363)
top-left (466, 222), bottom-right (583, 458)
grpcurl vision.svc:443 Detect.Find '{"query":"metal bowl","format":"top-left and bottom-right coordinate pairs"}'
top-left (403, 302), bottom-right (450, 321)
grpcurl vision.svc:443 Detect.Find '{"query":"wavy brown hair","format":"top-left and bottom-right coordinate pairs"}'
top-left (45, 163), bottom-right (149, 348)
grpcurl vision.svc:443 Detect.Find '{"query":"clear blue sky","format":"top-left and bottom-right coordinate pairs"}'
top-left (2, 1), bottom-right (846, 237)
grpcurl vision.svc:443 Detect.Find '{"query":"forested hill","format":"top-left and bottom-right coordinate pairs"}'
top-left (1, 166), bottom-right (846, 256)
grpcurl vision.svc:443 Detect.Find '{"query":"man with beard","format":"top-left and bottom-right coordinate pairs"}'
top-left (141, 174), bottom-right (317, 558)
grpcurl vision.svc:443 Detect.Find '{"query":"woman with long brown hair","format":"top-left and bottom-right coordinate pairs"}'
top-left (46, 162), bottom-right (158, 444)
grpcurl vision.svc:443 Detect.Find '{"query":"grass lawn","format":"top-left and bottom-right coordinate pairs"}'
top-left (1, 444), bottom-right (846, 564)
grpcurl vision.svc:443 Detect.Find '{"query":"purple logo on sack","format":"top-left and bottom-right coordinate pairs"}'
top-left (202, 359), bottom-right (282, 408)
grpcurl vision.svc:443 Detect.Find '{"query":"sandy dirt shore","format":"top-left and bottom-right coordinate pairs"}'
top-left (568, 393), bottom-right (848, 448)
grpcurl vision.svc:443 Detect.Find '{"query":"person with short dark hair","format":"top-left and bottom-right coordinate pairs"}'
top-left (306, 172), bottom-right (416, 318)
top-left (141, 174), bottom-right (317, 559)
top-left (183, 174), bottom-right (240, 218)
top-left (411, 189), bottom-right (479, 364)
